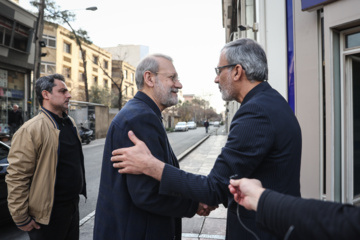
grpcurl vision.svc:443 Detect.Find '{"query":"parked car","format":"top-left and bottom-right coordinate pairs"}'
top-left (0, 141), bottom-right (12, 224)
top-left (174, 122), bottom-right (188, 131)
top-left (187, 121), bottom-right (197, 129)
top-left (213, 121), bottom-right (220, 127)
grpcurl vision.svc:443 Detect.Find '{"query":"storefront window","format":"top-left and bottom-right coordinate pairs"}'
top-left (0, 69), bottom-right (25, 136)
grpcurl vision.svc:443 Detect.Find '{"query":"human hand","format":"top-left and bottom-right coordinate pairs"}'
top-left (196, 203), bottom-right (218, 216)
top-left (228, 178), bottom-right (265, 211)
top-left (111, 131), bottom-right (151, 174)
top-left (112, 131), bottom-right (165, 180)
top-left (18, 219), bottom-right (40, 231)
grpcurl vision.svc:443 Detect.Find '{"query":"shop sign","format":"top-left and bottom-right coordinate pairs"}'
top-left (0, 69), bottom-right (7, 88)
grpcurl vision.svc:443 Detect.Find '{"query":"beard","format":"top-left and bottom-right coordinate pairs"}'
top-left (154, 77), bottom-right (178, 107)
top-left (220, 72), bottom-right (235, 101)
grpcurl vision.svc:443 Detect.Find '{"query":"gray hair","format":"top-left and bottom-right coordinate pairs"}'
top-left (222, 38), bottom-right (268, 81)
top-left (35, 74), bottom-right (65, 106)
top-left (135, 54), bottom-right (173, 90)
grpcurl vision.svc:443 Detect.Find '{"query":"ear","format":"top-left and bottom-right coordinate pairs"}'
top-left (41, 90), bottom-right (50, 100)
top-left (143, 71), bottom-right (155, 88)
top-left (233, 64), bottom-right (244, 82)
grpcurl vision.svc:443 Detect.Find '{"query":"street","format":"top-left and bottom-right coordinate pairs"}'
top-left (0, 126), bottom-right (221, 240)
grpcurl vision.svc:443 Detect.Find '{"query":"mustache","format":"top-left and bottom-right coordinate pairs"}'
top-left (171, 88), bottom-right (179, 93)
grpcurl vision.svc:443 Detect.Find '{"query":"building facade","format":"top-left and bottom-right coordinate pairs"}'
top-left (41, 22), bottom-right (112, 102)
top-left (111, 60), bottom-right (136, 108)
top-left (0, 0), bottom-right (36, 138)
top-left (221, 0), bottom-right (360, 205)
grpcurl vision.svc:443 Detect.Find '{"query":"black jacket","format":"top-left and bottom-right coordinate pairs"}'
top-left (94, 92), bottom-right (198, 240)
top-left (257, 189), bottom-right (360, 239)
top-left (159, 82), bottom-right (302, 240)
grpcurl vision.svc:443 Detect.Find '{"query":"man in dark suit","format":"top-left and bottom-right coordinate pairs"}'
top-left (112, 38), bottom-right (302, 239)
top-left (93, 54), bottom-right (215, 240)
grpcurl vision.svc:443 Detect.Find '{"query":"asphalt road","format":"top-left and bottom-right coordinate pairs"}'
top-left (1, 126), bottom-right (218, 239)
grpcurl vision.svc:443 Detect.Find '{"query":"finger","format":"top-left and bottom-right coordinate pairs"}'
top-left (32, 221), bottom-right (40, 229)
top-left (128, 130), bottom-right (141, 145)
top-left (112, 148), bottom-right (125, 156)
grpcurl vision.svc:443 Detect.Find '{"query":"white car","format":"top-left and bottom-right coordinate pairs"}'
top-left (213, 121), bottom-right (220, 127)
top-left (187, 121), bottom-right (197, 129)
top-left (174, 122), bottom-right (188, 131)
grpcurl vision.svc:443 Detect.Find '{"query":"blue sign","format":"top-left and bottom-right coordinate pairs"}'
top-left (301, 0), bottom-right (337, 11)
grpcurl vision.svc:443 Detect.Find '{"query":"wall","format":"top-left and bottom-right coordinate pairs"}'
top-left (95, 105), bottom-right (109, 139)
top-left (293, 1), bottom-right (322, 199)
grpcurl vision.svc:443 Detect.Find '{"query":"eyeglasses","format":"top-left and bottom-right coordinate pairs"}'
top-left (155, 72), bottom-right (180, 83)
top-left (215, 64), bottom-right (245, 75)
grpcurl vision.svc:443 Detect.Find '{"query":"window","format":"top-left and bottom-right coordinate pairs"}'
top-left (79, 72), bottom-right (84, 82)
top-left (79, 50), bottom-right (86, 59)
top-left (104, 60), bottom-right (108, 69)
top-left (93, 55), bottom-right (98, 64)
top-left (40, 62), bottom-right (56, 74)
top-left (62, 67), bottom-right (71, 78)
top-left (123, 70), bottom-right (128, 79)
top-left (93, 76), bottom-right (98, 84)
top-left (63, 42), bottom-right (71, 54)
top-left (125, 86), bottom-right (128, 95)
top-left (131, 87), bottom-right (134, 96)
top-left (42, 34), bottom-right (56, 48)
top-left (0, 15), bottom-right (31, 53)
top-left (104, 79), bottom-right (108, 87)
top-left (131, 73), bottom-right (134, 82)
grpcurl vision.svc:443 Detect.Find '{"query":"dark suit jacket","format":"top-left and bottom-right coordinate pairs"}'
top-left (93, 92), bottom-right (198, 240)
top-left (257, 189), bottom-right (360, 239)
top-left (159, 82), bottom-right (302, 240)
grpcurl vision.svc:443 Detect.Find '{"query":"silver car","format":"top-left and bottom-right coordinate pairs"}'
top-left (175, 122), bottom-right (188, 131)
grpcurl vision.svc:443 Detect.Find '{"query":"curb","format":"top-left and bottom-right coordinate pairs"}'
top-left (177, 134), bottom-right (210, 161)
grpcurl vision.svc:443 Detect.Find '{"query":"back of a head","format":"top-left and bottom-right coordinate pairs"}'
top-left (222, 38), bottom-right (268, 81)
top-left (135, 54), bottom-right (173, 90)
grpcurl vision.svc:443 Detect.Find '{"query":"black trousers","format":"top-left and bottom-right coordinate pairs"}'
top-left (28, 198), bottom-right (80, 240)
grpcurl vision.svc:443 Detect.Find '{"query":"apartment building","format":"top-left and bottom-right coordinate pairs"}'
top-left (41, 22), bottom-right (112, 102)
top-left (111, 60), bottom-right (136, 108)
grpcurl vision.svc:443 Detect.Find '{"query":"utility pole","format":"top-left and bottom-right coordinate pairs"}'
top-left (32, 0), bottom-right (45, 117)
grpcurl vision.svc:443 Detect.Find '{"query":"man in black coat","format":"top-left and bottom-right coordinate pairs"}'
top-left (229, 178), bottom-right (360, 240)
top-left (93, 54), bottom-right (214, 240)
top-left (112, 38), bottom-right (302, 240)
top-left (8, 104), bottom-right (23, 135)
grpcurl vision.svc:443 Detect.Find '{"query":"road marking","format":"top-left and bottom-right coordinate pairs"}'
top-left (182, 233), bottom-right (225, 239)
top-left (80, 210), bottom-right (95, 226)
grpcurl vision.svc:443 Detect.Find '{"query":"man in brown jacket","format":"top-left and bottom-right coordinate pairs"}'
top-left (6, 74), bottom-right (86, 240)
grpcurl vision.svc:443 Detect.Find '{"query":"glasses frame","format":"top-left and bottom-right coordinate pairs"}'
top-left (215, 64), bottom-right (245, 75)
top-left (154, 72), bottom-right (180, 83)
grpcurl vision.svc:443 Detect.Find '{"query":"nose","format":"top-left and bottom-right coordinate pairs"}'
top-left (175, 80), bottom-right (182, 89)
top-left (214, 75), bottom-right (220, 83)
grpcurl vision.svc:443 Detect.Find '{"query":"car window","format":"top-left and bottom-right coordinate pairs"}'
top-left (0, 144), bottom-right (9, 174)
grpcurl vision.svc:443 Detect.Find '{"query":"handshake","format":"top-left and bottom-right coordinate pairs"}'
top-left (196, 203), bottom-right (218, 216)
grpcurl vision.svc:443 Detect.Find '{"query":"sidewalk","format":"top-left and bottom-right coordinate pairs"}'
top-left (80, 130), bottom-right (229, 240)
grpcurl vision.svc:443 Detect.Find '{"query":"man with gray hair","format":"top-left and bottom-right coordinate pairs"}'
top-left (112, 39), bottom-right (302, 239)
top-left (93, 54), bottom-right (215, 240)
top-left (6, 74), bottom-right (86, 240)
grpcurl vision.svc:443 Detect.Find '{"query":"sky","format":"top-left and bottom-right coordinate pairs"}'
top-left (20, 0), bottom-right (226, 113)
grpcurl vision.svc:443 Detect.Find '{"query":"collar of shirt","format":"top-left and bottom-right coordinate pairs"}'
top-left (42, 107), bottom-right (71, 126)
top-left (134, 91), bottom-right (163, 121)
